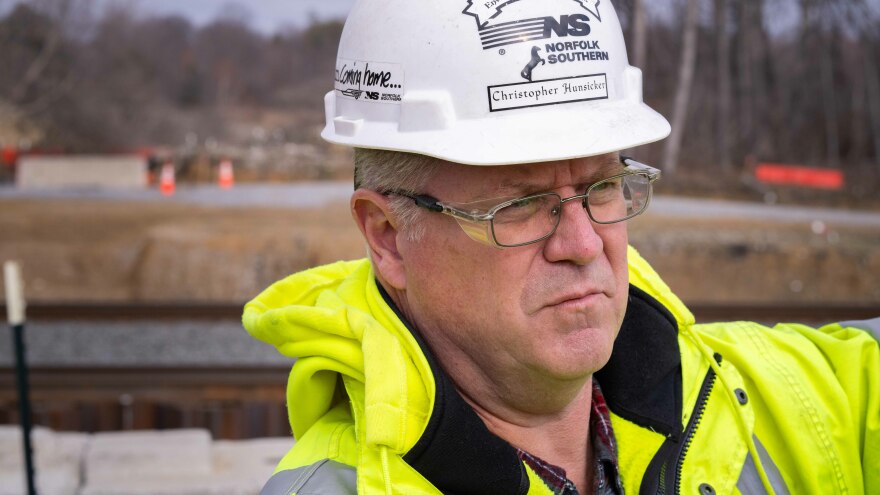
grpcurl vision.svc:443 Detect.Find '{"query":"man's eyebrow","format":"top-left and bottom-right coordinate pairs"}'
top-left (493, 179), bottom-right (546, 196)
top-left (584, 155), bottom-right (626, 182)
top-left (494, 156), bottom-right (625, 196)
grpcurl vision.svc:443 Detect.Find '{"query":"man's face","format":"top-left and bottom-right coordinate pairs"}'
top-left (396, 153), bottom-right (629, 386)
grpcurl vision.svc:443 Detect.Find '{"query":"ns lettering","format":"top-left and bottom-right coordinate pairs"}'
top-left (543, 14), bottom-right (591, 38)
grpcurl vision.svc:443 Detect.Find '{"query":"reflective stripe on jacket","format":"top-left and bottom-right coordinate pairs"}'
top-left (243, 246), bottom-right (880, 494)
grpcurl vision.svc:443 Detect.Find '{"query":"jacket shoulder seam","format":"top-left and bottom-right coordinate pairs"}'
top-left (261, 459), bottom-right (357, 495)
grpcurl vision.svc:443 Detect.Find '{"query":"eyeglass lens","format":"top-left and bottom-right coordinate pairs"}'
top-left (491, 174), bottom-right (651, 247)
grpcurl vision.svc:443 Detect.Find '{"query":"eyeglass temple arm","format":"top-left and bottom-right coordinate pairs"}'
top-left (405, 193), bottom-right (494, 222)
top-left (404, 194), bottom-right (444, 213)
top-left (621, 156), bottom-right (662, 181)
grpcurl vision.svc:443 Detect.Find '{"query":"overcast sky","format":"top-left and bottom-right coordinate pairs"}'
top-left (2, 0), bottom-right (877, 35)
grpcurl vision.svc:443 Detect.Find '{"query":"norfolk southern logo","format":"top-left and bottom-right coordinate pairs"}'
top-left (521, 47), bottom-right (545, 81)
top-left (463, 0), bottom-right (602, 49)
top-left (340, 89), bottom-right (364, 100)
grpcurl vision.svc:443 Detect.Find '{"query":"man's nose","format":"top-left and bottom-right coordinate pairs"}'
top-left (542, 198), bottom-right (604, 265)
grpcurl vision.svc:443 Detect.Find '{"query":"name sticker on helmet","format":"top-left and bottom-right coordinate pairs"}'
top-left (335, 59), bottom-right (405, 104)
top-left (488, 73), bottom-right (608, 112)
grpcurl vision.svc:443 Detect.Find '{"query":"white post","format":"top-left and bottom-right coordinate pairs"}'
top-left (4, 261), bottom-right (36, 495)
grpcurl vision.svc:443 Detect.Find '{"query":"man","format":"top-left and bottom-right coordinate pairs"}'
top-left (243, 1), bottom-right (879, 493)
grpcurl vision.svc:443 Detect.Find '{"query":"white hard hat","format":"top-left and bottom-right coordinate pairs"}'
top-left (322, 0), bottom-right (671, 166)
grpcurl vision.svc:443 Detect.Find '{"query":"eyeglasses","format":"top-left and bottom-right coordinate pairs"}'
top-left (389, 157), bottom-right (660, 248)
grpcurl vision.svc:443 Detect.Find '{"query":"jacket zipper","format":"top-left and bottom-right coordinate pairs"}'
top-left (639, 368), bottom-right (717, 495)
top-left (672, 368), bottom-right (716, 493)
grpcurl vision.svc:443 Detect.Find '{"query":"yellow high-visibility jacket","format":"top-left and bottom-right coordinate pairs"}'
top-left (243, 247), bottom-right (879, 495)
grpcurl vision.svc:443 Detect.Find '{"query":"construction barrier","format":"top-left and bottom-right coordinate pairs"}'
top-left (754, 163), bottom-right (845, 190)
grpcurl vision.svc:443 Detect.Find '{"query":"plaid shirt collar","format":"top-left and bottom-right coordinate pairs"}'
top-left (517, 379), bottom-right (624, 495)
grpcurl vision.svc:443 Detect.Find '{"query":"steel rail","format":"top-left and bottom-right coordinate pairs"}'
top-left (1, 303), bottom-right (876, 323)
top-left (0, 303), bottom-right (246, 320)
top-left (0, 366), bottom-right (289, 394)
top-left (686, 303), bottom-right (879, 323)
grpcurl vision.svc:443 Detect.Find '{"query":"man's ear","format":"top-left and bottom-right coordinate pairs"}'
top-left (351, 189), bottom-right (407, 290)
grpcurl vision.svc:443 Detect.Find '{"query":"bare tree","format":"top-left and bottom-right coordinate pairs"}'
top-left (9, 7), bottom-right (64, 103)
top-left (865, 41), bottom-right (880, 168)
top-left (714, 0), bottom-right (732, 171)
top-left (662, 0), bottom-right (701, 174)
top-left (193, 18), bottom-right (268, 107)
top-left (844, 0), bottom-right (880, 168)
top-left (734, 0), bottom-right (755, 162)
top-left (631, 0), bottom-right (648, 69)
top-left (2, 0), bottom-right (877, 177)
top-left (0, 1), bottom-right (85, 145)
top-left (819, 27), bottom-right (840, 166)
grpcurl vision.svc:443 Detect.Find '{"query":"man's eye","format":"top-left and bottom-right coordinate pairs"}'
top-left (592, 178), bottom-right (622, 192)
top-left (510, 198), bottom-right (536, 208)
top-left (496, 195), bottom-right (552, 223)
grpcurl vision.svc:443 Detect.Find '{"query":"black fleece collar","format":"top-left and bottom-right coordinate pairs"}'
top-left (376, 283), bottom-right (682, 494)
top-left (595, 285), bottom-right (683, 439)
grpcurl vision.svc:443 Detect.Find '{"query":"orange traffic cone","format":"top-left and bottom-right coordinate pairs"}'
top-left (218, 159), bottom-right (234, 189)
top-left (159, 162), bottom-right (176, 196)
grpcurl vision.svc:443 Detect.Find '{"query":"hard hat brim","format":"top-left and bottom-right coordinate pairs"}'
top-left (323, 96), bottom-right (670, 166)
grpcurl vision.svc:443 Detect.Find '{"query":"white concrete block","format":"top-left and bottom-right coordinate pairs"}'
top-left (16, 155), bottom-right (148, 190)
top-left (80, 477), bottom-right (250, 495)
top-left (0, 426), bottom-right (26, 469)
top-left (0, 465), bottom-right (80, 495)
top-left (3, 428), bottom-right (294, 495)
top-left (0, 426), bottom-right (88, 468)
top-left (210, 437), bottom-right (294, 493)
top-left (80, 436), bottom-right (294, 495)
top-left (212, 437), bottom-right (292, 473)
top-left (0, 426), bottom-right (42, 469)
top-left (0, 427), bottom-right (87, 495)
top-left (84, 429), bottom-right (213, 484)
top-left (51, 431), bottom-right (90, 465)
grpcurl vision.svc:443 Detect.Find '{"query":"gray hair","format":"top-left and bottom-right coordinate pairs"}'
top-left (354, 148), bottom-right (440, 241)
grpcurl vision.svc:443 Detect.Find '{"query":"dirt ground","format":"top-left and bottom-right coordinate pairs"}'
top-left (0, 199), bottom-right (363, 303)
top-left (0, 197), bottom-right (878, 305)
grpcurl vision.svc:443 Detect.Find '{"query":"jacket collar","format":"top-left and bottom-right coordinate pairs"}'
top-left (595, 285), bottom-right (683, 439)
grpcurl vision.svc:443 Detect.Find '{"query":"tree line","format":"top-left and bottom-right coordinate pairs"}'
top-left (0, 0), bottom-right (342, 153)
top-left (618, 0), bottom-right (880, 178)
top-left (1, 0), bottom-right (878, 182)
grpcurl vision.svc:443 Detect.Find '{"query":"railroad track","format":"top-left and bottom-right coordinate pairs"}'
top-left (685, 303), bottom-right (878, 323)
top-left (0, 303), bottom-right (876, 438)
top-left (2, 302), bottom-right (877, 323)
top-left (2, 303), bottom-right (246, 320)
top-left (0, 366), bottom-right (291, 439)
